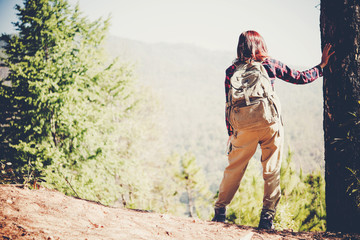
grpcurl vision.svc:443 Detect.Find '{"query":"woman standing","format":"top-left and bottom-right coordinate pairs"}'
top-left (212, 30), bottom-right (334, 230)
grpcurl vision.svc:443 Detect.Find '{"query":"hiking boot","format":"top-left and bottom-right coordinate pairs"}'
top-left (211, 207), bottom-right (226, 222)
top-left (258, 209), bottom-right (275, 230)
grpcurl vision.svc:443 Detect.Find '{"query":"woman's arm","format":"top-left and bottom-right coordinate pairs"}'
top-left (283, 61), bottom-right (321, 84)
top-left (225, 65), bottom-right (236, 136)
top-left (262, 58), bottom-right (322, 84)
top-left (263, 44), bottom-right (334, 85)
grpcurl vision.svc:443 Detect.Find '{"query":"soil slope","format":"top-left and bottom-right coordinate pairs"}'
top-left (0, 185), bottom-right (358, 240)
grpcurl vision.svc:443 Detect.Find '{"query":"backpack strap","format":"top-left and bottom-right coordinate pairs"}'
top-left (243, 82), bottom-right (251, 105)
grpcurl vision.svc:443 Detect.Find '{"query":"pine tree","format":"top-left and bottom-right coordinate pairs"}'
top-left (276, 150), bottom-right (326, 231)
top-left (0, 0), bottom-right (155, 206)
top-left (148, 153), bottom-right (186, 216)
top-left (176, 152), bottom-right (212, 218)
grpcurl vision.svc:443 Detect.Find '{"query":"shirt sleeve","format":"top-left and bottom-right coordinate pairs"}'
top-left (225, 65), bottom-right (236, 136)
top-left (264, 58), bottom-right (323, 85)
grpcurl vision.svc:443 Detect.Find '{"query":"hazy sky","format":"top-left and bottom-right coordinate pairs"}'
top-left (0, 0), bottom-right (322, 66)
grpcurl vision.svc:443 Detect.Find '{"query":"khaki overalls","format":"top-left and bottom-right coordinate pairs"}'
top-left (215, 120), bottom-right (283, 212)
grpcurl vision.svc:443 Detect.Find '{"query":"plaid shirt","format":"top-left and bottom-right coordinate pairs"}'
top-left (225, 58), bottom-right (323, 136)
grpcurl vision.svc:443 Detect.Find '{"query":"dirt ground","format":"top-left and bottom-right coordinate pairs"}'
top-left (0, 185), bottom-right (359, 240)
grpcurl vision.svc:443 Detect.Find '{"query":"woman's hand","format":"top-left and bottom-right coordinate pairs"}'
top-left (320, 43), bottom-right (335, 69)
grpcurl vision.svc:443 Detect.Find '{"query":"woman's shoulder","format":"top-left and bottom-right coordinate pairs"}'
top-left (262, 57), bottom-right (276, 65)
top-left (262, 58), bottom-right (287, 66)
top-left (226, 63), bottom-right (237, 74)
top-left (262, 58), bottom-right (286, 71)
top-left (227, 59), bottom-right (247, 71)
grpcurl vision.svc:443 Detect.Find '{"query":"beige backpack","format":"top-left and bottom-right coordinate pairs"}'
top-left (226, 61), bottom-right (281, 130)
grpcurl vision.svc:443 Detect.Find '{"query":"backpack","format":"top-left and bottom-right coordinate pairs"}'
top-left (226, 61), bottom-right (281, 130)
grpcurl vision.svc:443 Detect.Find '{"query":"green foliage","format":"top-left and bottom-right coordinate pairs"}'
top-left (0, 0), bottom-right (214, 219)
top-left (146, 153), bottom-right (186, 216)
top-left (277, 150), bottom-right (326, 231)
top-left (0, 0), bottom-right (160, 207)
top-left (129, 151), bottom-right (213, 219)
top-left (175, 152), bottom-right (213, 219)
top-left (225, 149), bottom-right (326, 231)
top-left (0, 159), bottom-right (44, 187)
top-left (347, 168), bottom-right (360, 208)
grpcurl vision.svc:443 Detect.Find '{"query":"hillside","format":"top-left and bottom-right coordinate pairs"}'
top-left (1, 185), bottom-right (358, 240)
top-left (106, 36), bottom-right (325, 182)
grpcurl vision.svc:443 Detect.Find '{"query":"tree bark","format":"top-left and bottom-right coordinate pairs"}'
top-left (320, 0), bottom-right (360, 233)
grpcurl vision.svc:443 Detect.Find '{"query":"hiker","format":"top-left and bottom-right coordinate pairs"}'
top-left (212, 30), bottom-right (334, 229)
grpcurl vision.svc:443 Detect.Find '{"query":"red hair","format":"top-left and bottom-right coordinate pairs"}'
top-left (237, 30), bottom-right (268, 62)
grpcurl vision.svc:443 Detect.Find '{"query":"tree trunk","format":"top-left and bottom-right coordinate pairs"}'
top-left (186, 185), bottom-right (194, 217)
top-left (320, 0), bottom-right (360, 233)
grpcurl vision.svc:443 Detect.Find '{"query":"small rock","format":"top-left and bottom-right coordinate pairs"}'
top-left (6, 199), bottom-right (13, 204)
top-left (160, 214), bottom-right (170, 220)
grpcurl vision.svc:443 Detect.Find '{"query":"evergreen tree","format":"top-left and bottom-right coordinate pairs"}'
top-left (0, 0), bottom-right (155, 206)
top-left (148, 153), bottom-right (186, 216)
top-left (176, 152), bottom-right (212, 218)
top-left (276, 151), bottom-right (326, 231)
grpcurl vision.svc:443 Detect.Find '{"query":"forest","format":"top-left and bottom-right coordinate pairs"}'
top-left (0, 0), bottom-right (358, 233)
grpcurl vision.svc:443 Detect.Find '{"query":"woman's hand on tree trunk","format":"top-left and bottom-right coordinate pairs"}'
top-left (320, 43), bottom-right (335, 69)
